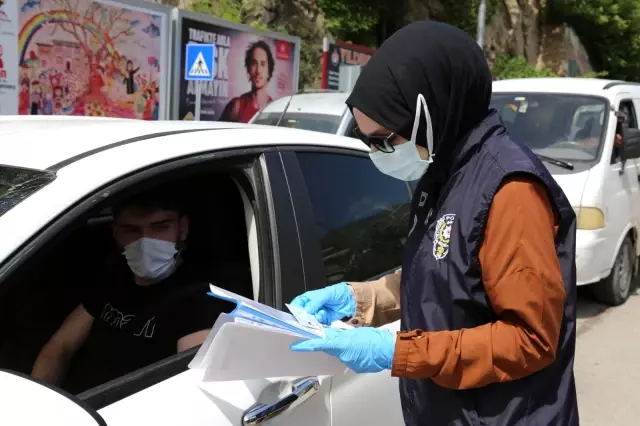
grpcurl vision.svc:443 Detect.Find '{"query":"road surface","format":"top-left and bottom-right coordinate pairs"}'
top-left (576, 285), bottom-right (640, 425)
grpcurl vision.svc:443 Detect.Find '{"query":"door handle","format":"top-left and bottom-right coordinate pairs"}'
top-left (242, 377), bottom-right (320, 425)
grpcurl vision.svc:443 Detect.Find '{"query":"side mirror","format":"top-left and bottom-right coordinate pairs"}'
top-left (622, 127), bottom-right (640, 160)
top-left (0, 370), bottom-right (106, 425)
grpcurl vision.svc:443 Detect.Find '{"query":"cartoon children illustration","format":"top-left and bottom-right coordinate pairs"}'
top-left (142, 88), bottom-right (154, 120)
top-left (29, 80), bottom-right (41, 115)
top-left (42, 86), bottom-right (53, 115)
top-left (19, 79), bottom-right (30, 115)
top-left (123, 60), bottom-right (139, 95)
top-left (53, 86), bottom-right (64, 114)
top-left (152, 85), bottom-right (159, 121)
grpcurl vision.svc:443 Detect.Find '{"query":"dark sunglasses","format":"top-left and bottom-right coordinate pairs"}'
top-left (352, 126), bottom-right (396, 153)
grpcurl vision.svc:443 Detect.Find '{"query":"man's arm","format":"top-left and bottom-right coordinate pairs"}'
top-left (391, 178), bottom-right (566, 390)
top-left (348, 268), bottom-right (402, 327)
top-left (177, 329), bottom-right (210, 352)
top-left (31, 304), bottom-right (94, 386)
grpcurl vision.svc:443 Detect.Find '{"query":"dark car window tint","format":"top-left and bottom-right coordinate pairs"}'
top-left (0, 165), bottom-right (55, 217)
top-left (297, 152), bottom-right (412, 283)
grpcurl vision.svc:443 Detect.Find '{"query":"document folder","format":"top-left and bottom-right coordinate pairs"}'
top-left (189, 284), bottom-right (348, 382)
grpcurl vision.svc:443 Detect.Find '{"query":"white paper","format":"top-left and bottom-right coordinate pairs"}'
top-left (191, 284), bottom-right (352, 381)
top-left (200, 321), bottom-right (347, 382)
top-left (286, 303), bottom-right (324, 331)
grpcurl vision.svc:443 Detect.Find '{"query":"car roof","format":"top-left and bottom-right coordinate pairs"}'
top-left (258, 92), bottom-right (351, 116)
top-left (492, 77), bottom-right (636, 96)
top-left (0, 116), bottom-right (368, 170)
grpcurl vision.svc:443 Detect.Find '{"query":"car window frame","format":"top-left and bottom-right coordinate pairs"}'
top-left (611, 99), bottom-right (639, 164)
top-left (0, 147), bottom-right (305, 410)
top-left (279, 145), bottom-right (413, 291)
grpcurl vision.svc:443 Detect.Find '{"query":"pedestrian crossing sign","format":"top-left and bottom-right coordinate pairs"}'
top-left (185, 43), bottom-right (216, 81)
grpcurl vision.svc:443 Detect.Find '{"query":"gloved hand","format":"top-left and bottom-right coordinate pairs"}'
top-left (290, 327), bottom-right (396, 374)
top-left (290, 282), bottom-right (356, 326)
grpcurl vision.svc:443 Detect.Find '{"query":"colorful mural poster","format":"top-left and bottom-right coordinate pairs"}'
top-left (176, 16), bottom-right (299, 123)
top-left (0, 0), bottom-right (19, 115)
top-left (12, 0), bottom-right (167, 119)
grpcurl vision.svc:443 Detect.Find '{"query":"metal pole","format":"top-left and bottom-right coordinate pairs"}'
top-left (195, 81), bottom-right (202, 121)
top-left (476, 0), bottom-right (486, 49)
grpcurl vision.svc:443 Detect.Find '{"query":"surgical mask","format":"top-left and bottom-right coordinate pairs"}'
top-left (123, 237), bottom-right (178, 281)
top-left (369, 94), bottom-right (434, 181)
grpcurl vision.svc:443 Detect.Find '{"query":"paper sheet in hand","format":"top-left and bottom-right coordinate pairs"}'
top-left (285, 303), bottom-right (324, 331)
top-left (189, 285), bottom-right (347, 381)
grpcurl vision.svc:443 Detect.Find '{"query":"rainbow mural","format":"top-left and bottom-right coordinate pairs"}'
top-left (17, 0), bottom-right (164, 119)
top-left (18, 10), bottom-right (118, 63)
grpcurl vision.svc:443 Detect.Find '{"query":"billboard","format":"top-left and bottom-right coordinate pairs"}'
top-left (0, 0), bottom-right (171, 119)
top-left (173, 10), bottom-right (300, 122)
top-left (0, 0), bottom-right (19, 115)
top-left (321, 39), bottom-right (375, 91)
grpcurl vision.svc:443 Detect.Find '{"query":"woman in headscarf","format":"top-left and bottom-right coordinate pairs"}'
top-left (289, 21), bottom-right (579, 425)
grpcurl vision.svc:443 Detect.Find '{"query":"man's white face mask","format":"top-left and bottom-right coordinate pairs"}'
top-left (369, 94), bottom-right (434, 181)
top-left (123, 237), bottom-right (178, 281)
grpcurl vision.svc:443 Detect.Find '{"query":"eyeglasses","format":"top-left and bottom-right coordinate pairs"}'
top-left (352, 126), bottom-right (396, 153)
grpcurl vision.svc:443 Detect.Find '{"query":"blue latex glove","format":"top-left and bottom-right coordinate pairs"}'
top-left (290, 327), bottom-right (396, 373)
top-left (289, 282), bottom-right (356, 326)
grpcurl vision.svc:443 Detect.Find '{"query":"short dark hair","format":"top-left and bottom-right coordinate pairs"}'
top-left (245, 40), bottom-right (274, 80)
top-left (112, 186), bottom-right (186, 219)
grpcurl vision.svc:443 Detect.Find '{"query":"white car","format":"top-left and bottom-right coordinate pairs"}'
top-left (0, 116), bottom-right (406, 425)
top-left (250, 91), bottom-right (357, 137)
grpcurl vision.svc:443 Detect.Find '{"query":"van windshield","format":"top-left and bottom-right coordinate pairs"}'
top-left (0, 165), bottom-right (55, 217)
top-left (252, 112), bottom-right (342, 135)
top-left (490, 93), bottom-right (609, 162)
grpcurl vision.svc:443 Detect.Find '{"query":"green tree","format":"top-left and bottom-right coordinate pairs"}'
top-left (188, 0), bottom-right (243, 23)
top-left (492, 55), bottom-right (557, 79)
top-left (549, 0), bottom-right (640, 80)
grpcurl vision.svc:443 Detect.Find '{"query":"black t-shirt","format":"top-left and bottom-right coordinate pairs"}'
top-left (63, 258), bottom-right (232, 394)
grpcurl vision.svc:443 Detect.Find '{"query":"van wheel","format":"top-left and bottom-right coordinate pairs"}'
top-left (593, 238), bottom-right (635, 306)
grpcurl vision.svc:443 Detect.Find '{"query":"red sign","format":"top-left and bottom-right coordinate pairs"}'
top-left (0, 44), bottom-right (6, 80)
top-left (275, 39), bottom-right (291, 61)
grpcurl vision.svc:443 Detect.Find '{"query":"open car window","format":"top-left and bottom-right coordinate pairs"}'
top-left (0, 165), bottom-right (55, 217)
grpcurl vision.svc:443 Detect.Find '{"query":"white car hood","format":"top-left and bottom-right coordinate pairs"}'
top-left (548, 169), bottom-right (589, 207)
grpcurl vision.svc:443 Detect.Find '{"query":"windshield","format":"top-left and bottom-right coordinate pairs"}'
top-left (252, 112), bottom-right (342, 135)
top-left (490, 93), bottom-right (609, 162)
top-left (0, 165), bottom-right (55, 217)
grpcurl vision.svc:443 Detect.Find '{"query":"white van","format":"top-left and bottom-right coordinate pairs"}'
top-left (493, 78), bottom-right (640, 306)
top-left (254, 79), bottom-right (640, 306)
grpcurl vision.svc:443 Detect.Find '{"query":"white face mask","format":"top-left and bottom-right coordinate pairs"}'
top-left (123, 237), bottom-right (178, 281)
top-left (369, 94), bottom-right (434, 181)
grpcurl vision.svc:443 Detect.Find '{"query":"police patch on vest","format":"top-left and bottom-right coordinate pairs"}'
top-left (433, 214), bottom-right (455, 260)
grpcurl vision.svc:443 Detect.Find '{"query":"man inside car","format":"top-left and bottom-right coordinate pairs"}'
top-left (31, 186), bottom-right (229, 393)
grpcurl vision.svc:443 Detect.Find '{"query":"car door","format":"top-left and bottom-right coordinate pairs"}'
top-left (280, 147), bottom-right (411, 425)
top-left (0, 150), bottom-right (333, 426)
top-left (93, 151), bottom-right (333, 426)
top-left (608, 98), bottom-right (640, 245)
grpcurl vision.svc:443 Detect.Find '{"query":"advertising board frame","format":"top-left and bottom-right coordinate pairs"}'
top-left (4, 0), bottom-right (173, 119)
top-left (170, 8), bottom-right (301, 121)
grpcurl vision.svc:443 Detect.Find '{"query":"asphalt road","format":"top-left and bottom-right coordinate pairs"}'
top-left (575, 284), bottom-right (640, 425)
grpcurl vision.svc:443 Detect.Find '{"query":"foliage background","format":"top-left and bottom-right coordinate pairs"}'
top-left (185, 0), bottom-right (639, 85)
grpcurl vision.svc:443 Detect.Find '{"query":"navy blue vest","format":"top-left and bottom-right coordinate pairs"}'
top-left (399, 111), bottom-right (579, 425)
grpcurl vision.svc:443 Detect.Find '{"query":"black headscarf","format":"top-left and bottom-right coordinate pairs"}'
top-left (346, 21), bottom-right (492, 168)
